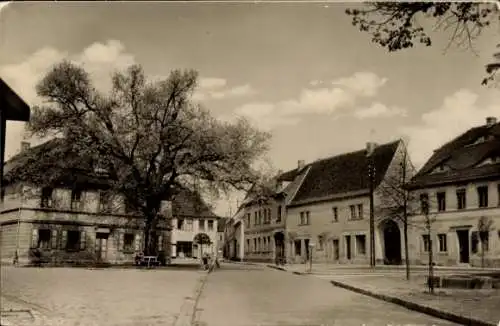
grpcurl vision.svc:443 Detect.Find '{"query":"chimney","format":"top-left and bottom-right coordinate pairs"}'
top-left (297, 160), bottom-right (305, 171)
top-left (20, 141), bottom-right (30, 153)
top-left (366, 142), bottom-right (378, 156)
top-left (486, 116), bottom-right (497, 127)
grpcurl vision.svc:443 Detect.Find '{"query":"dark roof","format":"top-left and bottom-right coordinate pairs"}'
top-left (409, 120), bottom-right (500, 189)
top-left (289, 140), bottom-right (400, 206)
top-left (171, 187), bottom-right (218, 218)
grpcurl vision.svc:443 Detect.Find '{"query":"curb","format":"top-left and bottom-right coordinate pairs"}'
top-left (329, 280), bottom-right (495, 326)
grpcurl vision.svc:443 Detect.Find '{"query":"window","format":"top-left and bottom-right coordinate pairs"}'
top-left (70, 188), bottom-right (82, 210)
top-left (478, 186), bottom-right (489, 208)
top-left (258, 210), bottom-right (262, 224)
top-left (456, 189), bottom-right (466, 210)
top-left (299, 211), bottom-right (310, 225)
top-left (123, 233), bottom-right (135, 252)
top-left (37, 229), bottom-right (51, 249)
top-left (99, 191), bottom-right (112, 213)
top-left (350, 205), bottom-right (357, 219)
top-left (40, 187), bottom-right (53, 208)
top-left (332, 207), bottom-right (338, 222)
top-left (177, 218), bottom-right (185, 230)
top-left (422, 234), bottom-right (430, 252)
top-left (299, 212), bottom-right (304, 225)
top-left (254, 212), bottom-right (258, 225)
top-left (208, 220), bottom-right (214, 231)
top-left (420, 193), bottom-right (429, 214)
top-left (65, 230), bottom-right (85, 251)
top-left (277, 206), bottom-right (282, 222)
top-left (246, 213), bottom-right (251, 227)
top-left (471, 231), bottom-right (479, 254)
top-left (253, 238), bottom-right (257, 252)
top-left (306, 211), bottom-right (310, 224)
top-left (355, 235), bottom-right (366, 255)
top-left (258, 238), bottom-right (261, 251)
top-left (246, 239), bottom-right (250, 252)
top-left (185, 219), bottom-right (194, 231)
top-left (437, 234), bottom-right (447, 252)
top-left (357, 204), bottom-right (363, 219)
top-left (437, 192), bottom-right (446, 212)
top-left (199, 219), bottom-right (205, 231)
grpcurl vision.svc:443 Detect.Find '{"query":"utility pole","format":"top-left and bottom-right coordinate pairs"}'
top-left (368, 145), bottom-right (376, 268)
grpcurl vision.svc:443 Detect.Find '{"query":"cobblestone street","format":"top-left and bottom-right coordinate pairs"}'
top-left (1, 266), bottom-right (203, 326)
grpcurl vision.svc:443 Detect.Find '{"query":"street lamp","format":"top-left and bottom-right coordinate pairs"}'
top-left (308, 242), bottom-right (315, 273)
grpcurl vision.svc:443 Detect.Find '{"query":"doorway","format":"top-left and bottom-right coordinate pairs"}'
top-left (95, 233), bottom-right (109, 262)
top-left (456, 230), bottom-right (470, 263)
top-left (345, 235), bottom-right (351, 260)
top-left (382, 220), bottom-right (402, 265)
top-left (332, 239), bottom-right (339, 261)
top-left (304, 239), bottom-right (310, 260)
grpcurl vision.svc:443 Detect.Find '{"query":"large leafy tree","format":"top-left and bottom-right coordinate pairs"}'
top-left (15, 61), bottom-right (271, 255)
top-left (345, 2), bottom-right (500, 84)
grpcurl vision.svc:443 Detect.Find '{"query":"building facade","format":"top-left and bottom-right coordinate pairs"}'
top-left (242, 169), bottom-right (305, 263)
top-left (170, 191), bottom-right (220, 259)
top-left (283, 140), bottom-right (410, 265)
top-left (407, 117), bottom-right (500, 267)
top-left (226, 207), bottom-right (246, 261)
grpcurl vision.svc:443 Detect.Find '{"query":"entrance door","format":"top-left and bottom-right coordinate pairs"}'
top-left (456, 230), bottom-right (470, 263)
top-left (332, 239), bottom-right (339, 261)
top-left (95, 233), bottom-right (108, 262)
top-left (345, 235), bottom-right (352, 260)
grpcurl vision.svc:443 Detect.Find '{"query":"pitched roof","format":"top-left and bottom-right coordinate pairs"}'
top-left (288, 140), bottom-right (401, 206)
top-left (171, 187), bottom-right (219, 218)
top-left (409, 120), bottom-right (500, 189)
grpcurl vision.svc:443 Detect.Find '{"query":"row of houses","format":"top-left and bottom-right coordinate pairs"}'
top-left (224, 116), bottom-right (500, 267)
top-left (0, 139), bottom-right (224, 266)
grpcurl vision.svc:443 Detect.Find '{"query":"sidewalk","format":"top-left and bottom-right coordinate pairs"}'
top-left (266, 263), bottom-right (500, 326)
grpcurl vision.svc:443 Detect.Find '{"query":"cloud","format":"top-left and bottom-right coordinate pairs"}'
top-left (400, 89), bottom-right (500, 167)
top-left (354, 102), bottom-right (407, 119)
top-left (194, 82), bottom-right (256, 101)
top-left (231, 71), bottom-right (388, 128)
top-left (199, 77), bottom-right (227, 90)
top-left (0, 39), bottom-right (137, 160)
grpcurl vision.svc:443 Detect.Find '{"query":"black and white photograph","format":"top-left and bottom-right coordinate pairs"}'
top-left (0, 1), bottom-right (499, 325)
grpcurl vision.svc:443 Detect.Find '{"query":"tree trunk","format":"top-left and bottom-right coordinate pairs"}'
top-left (404, 219), bottom-right (410, 280)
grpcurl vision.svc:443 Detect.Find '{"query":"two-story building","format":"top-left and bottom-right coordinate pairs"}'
top-left (242, 169), bottom-right (306, 263)
top-left (407, 116), bottom-right (500, 267)
top-left (170, 192), bottom-right (220, 259)
top-left (283, 139), bottom-right (410, 265)
top-left (0, 139), bottom-right (217, 266)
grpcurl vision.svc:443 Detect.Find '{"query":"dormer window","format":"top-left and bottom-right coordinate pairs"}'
top-left (432, 164), bottom-right (449, 174)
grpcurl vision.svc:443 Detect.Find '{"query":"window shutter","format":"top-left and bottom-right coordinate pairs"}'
top-left (80, 231), bottom-right (86, 250)
top-left (61, 230), bottom-right (68, 249)
top-left (119, 232), bottom-right (125, 251)
top-left (51, 230), bottom-right (58, 249)
top-left (158, 235), bottom-right (163, 251)
top-left (31, 229), bottom-right (38, 249)
top-left (134, 233), bottom-right (142, 251)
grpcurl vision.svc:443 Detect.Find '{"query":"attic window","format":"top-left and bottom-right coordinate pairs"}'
top-left (432, 164), bottom-right (449, 173)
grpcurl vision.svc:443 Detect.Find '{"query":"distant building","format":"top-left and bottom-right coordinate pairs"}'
top-left (226, 207), bottom-right (246, 261)
top-left (217, 217), bottom-right (227, 255)
top-left (241, 169), bottom-right (305, 263)
top-left (170, 192), bottom-right (220, 259)
top-left (407, 117), bottom-right (500, 267)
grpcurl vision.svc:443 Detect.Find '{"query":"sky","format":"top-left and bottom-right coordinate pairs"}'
top-left (1, 1), bottom-right (499, 217)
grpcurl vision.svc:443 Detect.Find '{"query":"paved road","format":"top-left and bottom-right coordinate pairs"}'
top-left (196, 263), bottom-right (456, 326)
